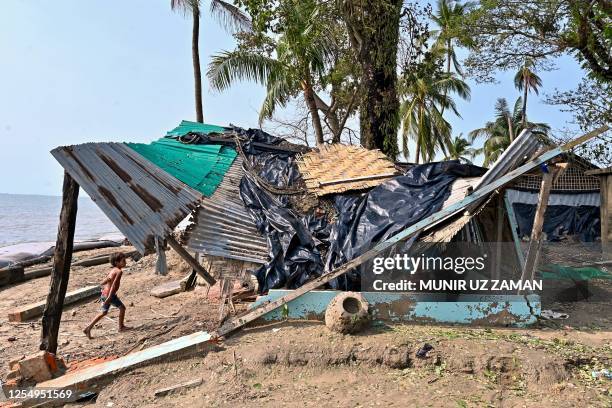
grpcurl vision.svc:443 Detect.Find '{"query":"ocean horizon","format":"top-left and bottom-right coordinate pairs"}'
top-left (0, 193), bottom-right (119, 248)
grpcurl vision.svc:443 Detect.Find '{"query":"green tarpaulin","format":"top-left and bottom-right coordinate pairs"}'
top-left (126, 137), bottom-right (236, 197)
top-left (538, 264), bottom-right (612, 281)
top-left (165, 120), bottom-right (228, 137)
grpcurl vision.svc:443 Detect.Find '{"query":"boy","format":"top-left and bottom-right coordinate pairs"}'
top-left (83, 252), bottom-right (129, 339)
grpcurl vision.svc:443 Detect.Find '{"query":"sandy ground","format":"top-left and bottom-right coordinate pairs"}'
top-left (0, 246), bottom-right (610, 407)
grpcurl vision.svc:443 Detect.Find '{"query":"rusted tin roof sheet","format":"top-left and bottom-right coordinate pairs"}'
top-left (185, 156), bottom-right (270, 264)
top-left (297, 144), bottom-right (399, 196)
top-left (51, 143), bottom-right (202, 254)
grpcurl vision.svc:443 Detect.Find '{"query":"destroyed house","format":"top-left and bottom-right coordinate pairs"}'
top-left (45, 121), bottom-right (609, 336)
top-left (51, 121), bottom-right (549, 294)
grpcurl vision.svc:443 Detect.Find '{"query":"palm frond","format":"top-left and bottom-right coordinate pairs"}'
top-left (207, 51), bottom-right (282, 91)
top-left (210, 0), bottom-right (251, 32)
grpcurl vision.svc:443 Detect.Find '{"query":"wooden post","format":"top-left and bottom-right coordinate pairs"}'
top-left (40, 172), bottom-right (79, 353)
top-left (167, 236), bottom-right (216, 286)
top-left (518, 167), bottom-right (560, 292)
top-left (585, 168), bottom-right (612, 257)
top-left (601, 174), bottom-right (611, 257)
top-left (504, 191), bottom-right (525, 268)
top-left (494, 195), bottom-right (504, 280)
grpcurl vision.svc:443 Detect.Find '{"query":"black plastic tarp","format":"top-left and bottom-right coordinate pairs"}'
top-left (513, 203), bottom-right (600, 242)
top-left (239, 140), bottom-right (487, 292)
top-left (325, 161), bottom-right (487, 290)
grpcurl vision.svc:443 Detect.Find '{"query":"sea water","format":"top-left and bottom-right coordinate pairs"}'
top-left (0, 193), bottom-right (119, 247)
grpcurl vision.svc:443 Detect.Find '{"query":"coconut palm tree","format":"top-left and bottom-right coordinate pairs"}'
top-left (171, 0), bottom-right (250, 123)
top-left (469, 97), bottom-right (550, 166)
top-left (514, 59), bottom-right (542, 128)
top-left (446, 134), bottom-right (477, 163)
top-left (431, 0), bottom-right (474, 117)
top-left (399, 70), bottom-right (470, 164)
top-left (207, 1), bottom-right (332, 144)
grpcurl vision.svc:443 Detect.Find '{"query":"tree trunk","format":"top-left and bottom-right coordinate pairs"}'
top-left (342, 0), bottom-right (402, 158)
top-left (192, 7), bottom-right (204, 123)
top-left (302, 75), bottom-right (325, 145)
top-left (439, 41), bottom-right (452, 118)
top-left (521, 79), bottom-right (528, 128)
top-left (40, 172), bottom-right (79, 353)
top-left (507, 114), bottom-right (515, 142)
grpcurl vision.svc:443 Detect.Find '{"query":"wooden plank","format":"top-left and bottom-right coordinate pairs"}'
top-left (560, 125), bottom-right (609, 151)
top-left (0, 265), bottom-right (24, 286)
top-left (154, 378), bottom-right (203, 397)
top-left (504, 191), bottom-right (525, 268)
top-left (494, 195), bottom-right (504, 280)
top-left (40, 172), bottom-right (80, 353)
top-left (318, 172), bottom-right (397, 187)
top-left (584, 167), bottom-right (612, 176)
top-left (518, 168), bottom-right (557, 293)
top-left (10, 285), bottom-right (100, 322)
top-left (35, 332), bottom-right (212, 390)
top-left (167, 237), bottom-right (216, 286)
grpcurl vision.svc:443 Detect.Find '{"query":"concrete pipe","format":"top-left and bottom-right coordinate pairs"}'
top-left (325, 292), bottom-right (370, 334)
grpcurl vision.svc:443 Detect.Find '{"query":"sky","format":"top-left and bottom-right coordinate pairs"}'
top-left (0, 1), bottom-right (586, 196)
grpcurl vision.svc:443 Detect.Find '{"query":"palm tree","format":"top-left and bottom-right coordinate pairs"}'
top-left (207, 1), bottom-right (332, 145)
top-left (469, 97), bottom-right (550, 166)
top-left (514, 59), bottom-right (542, 128)
top-left (446, 134), bottom-right (477, 163)
top-left (431, 0), bottom-right (474, 116)
top-left (171, 0), bottom-right (250, 123)
top-left (399, 71), bottom-right (470, 164)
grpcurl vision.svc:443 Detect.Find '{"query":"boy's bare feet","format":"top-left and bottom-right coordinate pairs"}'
top-left (118, 325), bottom-right (131, 332)
top-left (83, 327), bottom-right (92, 339)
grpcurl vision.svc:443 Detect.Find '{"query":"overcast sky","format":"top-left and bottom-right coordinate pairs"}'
top-left (0, 1), bottom-right (585, 196)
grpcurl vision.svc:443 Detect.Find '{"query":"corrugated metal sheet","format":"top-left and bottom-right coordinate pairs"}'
top-left (51, 143), bottom-right (202, 254)
top-left (126, 138), bottom-right (237, 197)
top-left (506, 189), bottom-right (600, 207)
top-left (186, 156), bottom-right (270, 264)
top-left (475, 129), bottom-right (547, 190)
top-left (166, 120), bottom-right (228, 137)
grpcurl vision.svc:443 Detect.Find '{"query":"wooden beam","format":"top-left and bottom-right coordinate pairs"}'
top-left (503, 191), bottom-right (525, 268)
top-left (494, 195), bottom-right (504, 280)
top-left (318, 172), bottom-right (397, 187)
top-left (40, 172), bottom-right (80, 353)
top-left (518, 167), bottom-right (559, 293)
top-left (166, 237), bottom-right (216, 286)
top-left (602, 175), bottom-right (611, 257)
top-left (585, 167), bottom-right (612, 176)
top-left (10, 286), bottom-right (100, 322)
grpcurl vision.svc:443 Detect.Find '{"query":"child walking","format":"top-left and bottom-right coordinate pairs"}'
top-left (83, 252), bottom-right (129, 339)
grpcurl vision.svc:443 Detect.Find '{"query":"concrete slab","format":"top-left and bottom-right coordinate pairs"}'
top-left (8, 285), bottom-right (100, 322)
top-left (252, 290), bottom-right (540, 327)
top-left (36, 331), bottom-right (212, 390)
top-left (151, 280), bottom-right (184, 298)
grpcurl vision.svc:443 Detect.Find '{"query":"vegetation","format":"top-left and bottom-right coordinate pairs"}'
top-left (399, 51), bottom-right (470, 163)
top-left (171, 0), bottom-right (250, 123)
top-left (513, 59), bottom-right (542, 128)
top-left (170, 0), bottom-right (609, 166)
top-left (469, 97), bottom-right (550, 166)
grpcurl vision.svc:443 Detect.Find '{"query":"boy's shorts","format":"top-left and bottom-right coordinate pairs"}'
top-left (100, 294), bottom-right (125, 313)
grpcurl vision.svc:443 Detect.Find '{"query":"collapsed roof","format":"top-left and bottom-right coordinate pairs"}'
top-left (51, 121), bottom-right (600, 291)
